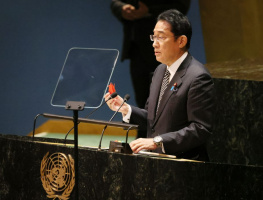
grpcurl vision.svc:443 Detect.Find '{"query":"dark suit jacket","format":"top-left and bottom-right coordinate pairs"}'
top-left (130, 54), bottom-right (215, 161)
top-left (111, 0), bottom-right (191, 62)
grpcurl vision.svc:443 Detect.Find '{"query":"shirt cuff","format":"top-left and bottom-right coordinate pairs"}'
top-left (122, 105), bottom-right (132, 123)
top-left (161, 143), bottom-right (165, 153)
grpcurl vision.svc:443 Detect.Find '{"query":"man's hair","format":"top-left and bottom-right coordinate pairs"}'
top-left (157, 9), bottom-right (192, 49)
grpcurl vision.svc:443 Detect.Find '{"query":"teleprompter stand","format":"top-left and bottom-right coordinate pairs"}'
top-left (65, 101), bottom-right (85, 200)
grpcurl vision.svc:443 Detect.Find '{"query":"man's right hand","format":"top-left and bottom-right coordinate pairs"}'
top-left (104, 93), bottom-right (129, 115)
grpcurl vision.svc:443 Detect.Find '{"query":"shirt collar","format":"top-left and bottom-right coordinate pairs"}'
top-left (167, 52), bottom-right (188, 81)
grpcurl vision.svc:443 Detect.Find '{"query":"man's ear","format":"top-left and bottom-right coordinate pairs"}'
top-left (178, 35), bottom-right (188, 49)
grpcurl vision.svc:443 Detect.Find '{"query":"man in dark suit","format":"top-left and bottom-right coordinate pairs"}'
top-left (111, 0), bottom-right (191, 109)
top-left (111, 0), bottom-right (191, 139)
top-left (105, 9), bottom-right (214, 161)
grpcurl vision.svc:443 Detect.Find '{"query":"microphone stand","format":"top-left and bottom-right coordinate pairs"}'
top-left (124, 126), bottom-right (133, 153)
top-left (98, 109), bottom-right (119, 150)
top-left (98, 94), bottom-right (130, 150)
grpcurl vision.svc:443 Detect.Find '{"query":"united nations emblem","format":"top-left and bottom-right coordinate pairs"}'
top-left (40, 152), bottom-right (75, 200)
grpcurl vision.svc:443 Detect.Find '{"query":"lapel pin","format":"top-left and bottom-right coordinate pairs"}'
top-left (170, 82), bottom-right (177, 91)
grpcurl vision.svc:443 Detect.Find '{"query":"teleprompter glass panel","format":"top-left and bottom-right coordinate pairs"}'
top-left (51, 48), bottom-right (119, 108)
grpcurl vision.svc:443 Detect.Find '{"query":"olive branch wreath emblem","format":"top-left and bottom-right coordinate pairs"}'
top-left (40, 152), bottom-right (75, 200)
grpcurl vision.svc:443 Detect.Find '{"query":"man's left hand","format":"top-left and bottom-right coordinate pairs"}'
top-left (129, 138), bottom-right (157, 153)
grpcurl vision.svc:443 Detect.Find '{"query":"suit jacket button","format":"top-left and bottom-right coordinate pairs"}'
top-left (151, 128), bottom-right (155, 132)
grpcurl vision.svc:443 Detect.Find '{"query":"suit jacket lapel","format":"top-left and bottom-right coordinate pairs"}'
top-left (153, 54), bottom-right (192, 126)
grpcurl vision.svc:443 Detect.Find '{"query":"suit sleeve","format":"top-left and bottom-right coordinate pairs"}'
top-left (161, 72), bottom-right (215, 154)
top-left (129, 105), bottom-right (148, 131)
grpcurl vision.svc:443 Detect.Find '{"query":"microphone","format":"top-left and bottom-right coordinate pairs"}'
top-left (98, 94), bottom-right (130, 150)
top-left (64, 92), bottom-right (118, 143)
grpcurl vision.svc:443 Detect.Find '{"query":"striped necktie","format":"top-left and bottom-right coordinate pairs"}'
top-left (156, 69), bottom-right (170, 113)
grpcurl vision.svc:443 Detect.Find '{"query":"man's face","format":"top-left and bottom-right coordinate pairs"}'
top-left (152, 20), bottom-right (182, 66)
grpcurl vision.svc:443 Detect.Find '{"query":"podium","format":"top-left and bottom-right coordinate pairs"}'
top-left (0, 134), bottom-right (262, 199)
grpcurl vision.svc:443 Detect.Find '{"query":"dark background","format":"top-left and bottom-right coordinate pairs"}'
top-left (0, 0), bottom-right (206, 135)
